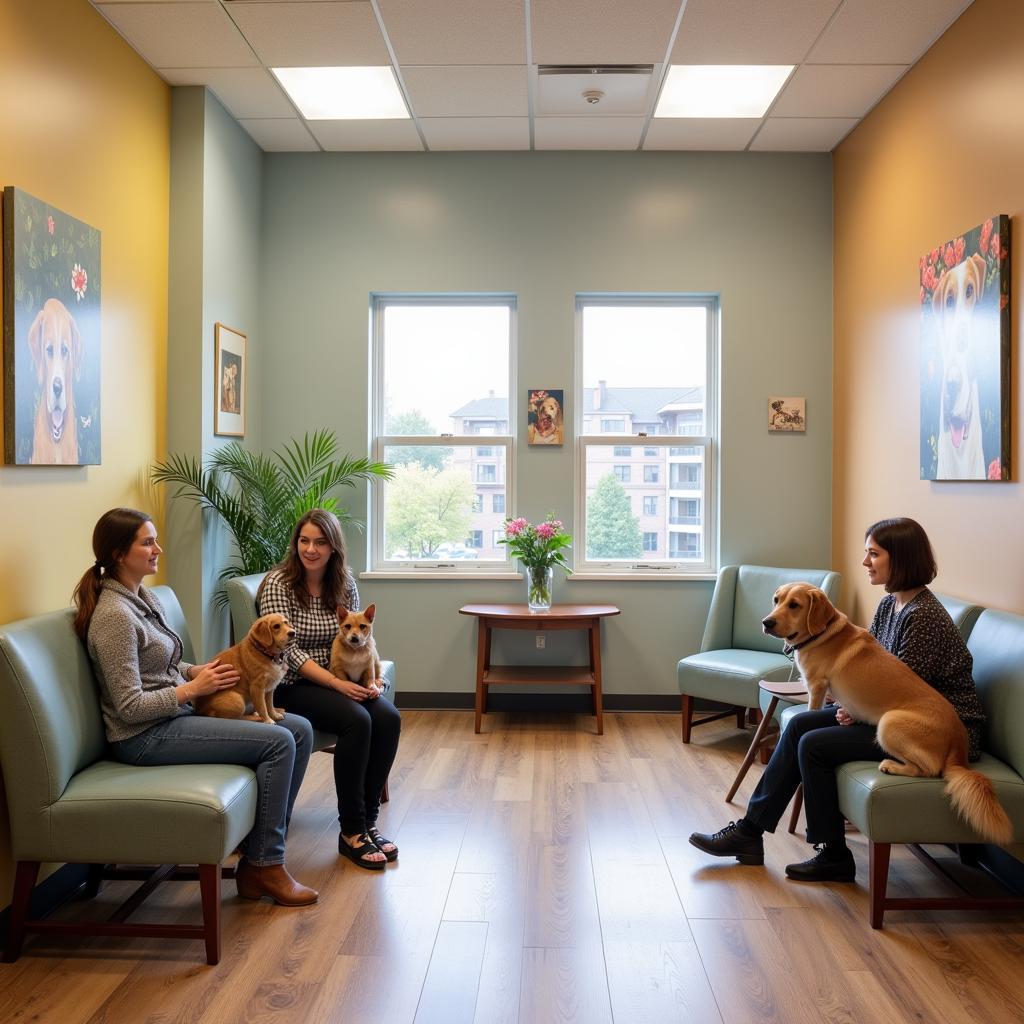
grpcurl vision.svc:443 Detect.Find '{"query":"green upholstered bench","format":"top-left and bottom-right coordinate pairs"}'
top-left (0, 585), bottom-right (256, 964)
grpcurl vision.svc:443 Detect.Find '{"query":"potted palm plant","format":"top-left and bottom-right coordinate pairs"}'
top-left (151, 429), bottom-right (393, 602)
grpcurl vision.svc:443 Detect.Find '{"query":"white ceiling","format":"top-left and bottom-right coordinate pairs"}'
top-left (91, 0), bottom-right (974, 153)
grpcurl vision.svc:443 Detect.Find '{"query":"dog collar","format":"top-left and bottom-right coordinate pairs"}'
top-left (783, 614), bottom-right (838, 655)
top-left (251, 639), bottom-right (286, 665)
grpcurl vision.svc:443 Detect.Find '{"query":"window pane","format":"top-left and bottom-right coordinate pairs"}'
top-left (584, 444), bottom-right (705, 562)
top-left (382, 444), bottom-right (507, 561)
top-left (383, 305), bottom-right (510, 437)
top-left (613, 446), bottom-right (632, 456)
top-left (492, 493), bottom-right (505, 514)
top-left (582, 304), bottom-right (706, 436)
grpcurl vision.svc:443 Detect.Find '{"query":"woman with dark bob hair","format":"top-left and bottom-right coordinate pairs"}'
top-left (75, 508), bottom-right (318, 906)
top-left (257, 508), bottom-right (401, 870)
top-left (689, 517), bottom-right (985, 883)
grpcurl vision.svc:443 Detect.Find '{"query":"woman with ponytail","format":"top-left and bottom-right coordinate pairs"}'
top-left (74, 508), bottom-right (319, 907)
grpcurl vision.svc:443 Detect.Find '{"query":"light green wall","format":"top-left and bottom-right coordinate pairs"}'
top-left (257, 152), bottom-right (834, 696)
top-left (167, 88), bottom-right (263, 657)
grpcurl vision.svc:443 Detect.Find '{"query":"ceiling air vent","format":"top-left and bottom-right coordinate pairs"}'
top-left (536, 65), bottom-right (656, 116)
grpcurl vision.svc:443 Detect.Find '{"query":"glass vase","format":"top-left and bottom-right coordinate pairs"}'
top-left (526, 564), bottom-right (554, 612)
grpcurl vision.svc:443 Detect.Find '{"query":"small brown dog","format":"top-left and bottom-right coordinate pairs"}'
top-left (762, 582), bottom-right (1012, 844)
top-left (329, 605), bottom-right (383, 690)
top-left (195, 613), bottom-right (295, 724)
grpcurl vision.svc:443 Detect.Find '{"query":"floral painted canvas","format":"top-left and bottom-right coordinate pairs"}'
top-left (2, 187), bottom-right (101, 465)
top-left (920, 215), bottom-right (1010, 481)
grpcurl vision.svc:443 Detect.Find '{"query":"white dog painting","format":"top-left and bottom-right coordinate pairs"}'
top-left (920, 216), bottom-right (1010, 482)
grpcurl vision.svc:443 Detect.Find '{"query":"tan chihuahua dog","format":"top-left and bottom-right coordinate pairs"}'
top-left (329, 605), bottom-right (384, 692)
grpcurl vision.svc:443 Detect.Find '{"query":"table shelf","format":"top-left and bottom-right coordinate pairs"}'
top-left (483, 666), bottom-right (596, 685)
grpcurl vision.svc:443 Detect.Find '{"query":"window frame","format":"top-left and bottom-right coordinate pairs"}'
top-left (370, 293), bottom-right (518, 575)
top-left (573, 293), bottom-right (718, 577)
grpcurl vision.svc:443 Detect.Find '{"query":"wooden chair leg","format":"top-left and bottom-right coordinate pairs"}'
top-left (83, 863), bottom-right (106, 899)
top-left (787, 784), bottom-right (803, 834)
top-left (735, 707), bottom-right (745, 728)
top-left (198, 863), bottom-right (222, 966)
top-left (681, 694), bottom-right (694, 743)
top-left (869, 842), bottom-right (891, 929)
top-left (3, 861), bottom-right (40, 963)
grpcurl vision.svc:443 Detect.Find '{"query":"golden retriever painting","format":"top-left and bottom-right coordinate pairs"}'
top-left (527, 388), bottom-right (564, 445)
top-left (762, 582), bottom-right (1012, 843)
top-left (919, 216), bottom-right (1010, 482)
top-left (3, 188), bottom-right (101, 466)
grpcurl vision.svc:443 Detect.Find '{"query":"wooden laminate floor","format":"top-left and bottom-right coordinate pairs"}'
top-left (3, 710), bottom-right (1024, 1024)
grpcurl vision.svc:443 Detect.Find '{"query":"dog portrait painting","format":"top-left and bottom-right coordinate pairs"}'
top-left (3, 188), bottom-right (101, 465)
top-left (920, 216), bottom-right (1010, 481)
top-left (214, 323), bottom-right (247, 436)
top-left (527, 388), bottom-right (564, 446)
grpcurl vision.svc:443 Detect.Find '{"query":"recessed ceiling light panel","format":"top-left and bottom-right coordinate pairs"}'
top-left (273, 66), bottom-right (409, 120)
top-left (654, 65), bottom-right (793, 119)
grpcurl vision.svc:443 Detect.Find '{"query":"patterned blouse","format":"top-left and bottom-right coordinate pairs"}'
top-left (257, 568), bottom-right (360, 686)
top-left (869, 588), bottom-right (985, 760)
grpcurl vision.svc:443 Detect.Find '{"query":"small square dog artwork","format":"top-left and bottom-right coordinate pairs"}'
top-left (768, 397), bottom-right (805, 432)
top-left (920, 216), bottom-right (1010, 481)
top-left (527, 389), bottom-right (564, 445)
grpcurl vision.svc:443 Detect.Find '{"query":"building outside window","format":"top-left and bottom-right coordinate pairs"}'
top-left (643, 496), bottom-right (658, 516)
top-left (613, 465), bottom-right (630, 483)
top-left (643, 465), bottom-right (659, 483)
top-left (643, 531), bottom-right (658, 551)
top-left (492, 493), bottom-right (505, 514)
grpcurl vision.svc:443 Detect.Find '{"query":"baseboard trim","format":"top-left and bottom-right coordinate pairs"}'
top-left (394, 691), bottom-right (682, 712)
top-left (0, 862), bottom-right (90, 937)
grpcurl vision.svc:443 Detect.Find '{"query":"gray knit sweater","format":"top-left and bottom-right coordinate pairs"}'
top-left (87, 579), bottom-right (196, 743)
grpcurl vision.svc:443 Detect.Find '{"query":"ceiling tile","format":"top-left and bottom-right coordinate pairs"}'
top-left (402, 66), bottom-right (528, 117)
top-left (537, 69), bottom-right (656, 116)
top-left (420, 117), bottom-right (530, 150)
top-left (160, 67), bottom-right (295, 118)
top-left (534, 117), bottom-right (644, 150)
top-left (643, 118), bottom-right (761, 151)
top-left (378, 0), bottom-right (526, 65)
top-left (749, 116), bottom-right (858, 151)
top-left (228, 1), bottom-right (390, 66)
top-left (671, 0), bottom-right (841, 63)
top-left (238, 118), bottom-right (320, 151)
top-left (772, 64), bottom-right (907, 117)
top-left (808, 0), bottom-right (973, 63)
top-left (308, 119), bottom-right (424, 151)
top-left (532, 0), bottom-right (681, 64)
top-left (96, 2), bottom-right (258, 68)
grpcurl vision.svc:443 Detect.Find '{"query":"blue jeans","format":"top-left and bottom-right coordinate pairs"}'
top-left (110, 712), bottom-right (313, 866)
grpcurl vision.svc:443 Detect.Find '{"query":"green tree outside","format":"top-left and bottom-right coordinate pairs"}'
top-left (586, 473), bottom-right (642, 559)
top-left (385, 409), bottom-right (448, 471)
top-left (385, 463), bottom-right (473, 557)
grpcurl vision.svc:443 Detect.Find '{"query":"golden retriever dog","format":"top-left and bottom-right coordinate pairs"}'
top-left (528, 392), bottom-right (563, 445)
top-left (329, 605), bottom-right (383, 690)
top-left (934, 253), bottom-right (987, 479)
top-left (195, 613), bottom-right (295, 723)
top-left (762, 582), bottom-right (1011, 843)
top-left (28, 298), bottom-right (81, 464)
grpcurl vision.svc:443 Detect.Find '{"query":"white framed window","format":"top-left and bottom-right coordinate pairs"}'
top-left (613, 445), bottom-right (632, 457)
top-left (371, 295), bottom-right (516, 573)
top-left (575, 294), bottom-right (717, 575)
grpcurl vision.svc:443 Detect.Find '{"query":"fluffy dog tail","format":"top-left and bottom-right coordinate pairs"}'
top-left (944, 765), bottom-right (1013, 845)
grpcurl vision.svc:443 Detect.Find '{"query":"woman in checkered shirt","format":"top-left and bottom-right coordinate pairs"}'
top-left (258, 509), bottom-right (401, 870)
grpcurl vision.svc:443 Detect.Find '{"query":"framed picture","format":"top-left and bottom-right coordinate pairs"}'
top-left (527, 388), bottom-right (564, 445)
top-left (2, 187), bottom-right (101, 465)
top-left (214, 323), bottom-right (246, 437)
top-left (768, 396), bottom-right (805, 432)
top-left (920, 215), bottom-right (1010, 481)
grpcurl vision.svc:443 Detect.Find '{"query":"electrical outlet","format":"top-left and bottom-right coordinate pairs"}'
top-left (535, 633), bottom-right (546, 649)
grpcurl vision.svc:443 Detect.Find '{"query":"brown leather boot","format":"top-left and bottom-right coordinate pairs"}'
top-left (235, 859), bottom-right (318, 906)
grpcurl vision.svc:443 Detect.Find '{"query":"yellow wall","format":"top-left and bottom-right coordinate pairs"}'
top-left (0, 0), bottom-right (170, 623)
top-left (833, 0), bottom-right (1024, 623)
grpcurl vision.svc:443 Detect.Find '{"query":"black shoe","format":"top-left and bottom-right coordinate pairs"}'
top-left (785, 844), bottom-right (856, 882)
top-left (688, 821), bottom-right (765, 865)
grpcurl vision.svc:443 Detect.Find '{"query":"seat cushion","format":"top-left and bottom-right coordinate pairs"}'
top-left (836, 755), bottom-right (1024, 844)
top-left (678, 649), bottom-right (796, 708)
top-left (39, 761), bottom-right (258, 865)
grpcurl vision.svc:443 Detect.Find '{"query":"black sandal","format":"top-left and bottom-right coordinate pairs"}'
top-left (367, 826), bottom-right (398, 862)
top-left (338, 832), bottom-right (386, 870)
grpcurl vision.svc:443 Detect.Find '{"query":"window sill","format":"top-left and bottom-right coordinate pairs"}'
top-left (360, 571), bottom-right (523, 581)
top-left (567, 571), bottom-right (717, 582)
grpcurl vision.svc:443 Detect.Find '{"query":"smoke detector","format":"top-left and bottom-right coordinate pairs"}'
top-left (537, 65), bottom-right (656, 116)
top-left (583, 89), bottom-right (604, 105)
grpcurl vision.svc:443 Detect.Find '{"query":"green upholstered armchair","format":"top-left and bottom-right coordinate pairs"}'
top-left (0, 585), bottom-right (256, 964)
top-left (226, 573), bottom-right (396, 800)
top-left (677, 565), bottom-right (842, 743)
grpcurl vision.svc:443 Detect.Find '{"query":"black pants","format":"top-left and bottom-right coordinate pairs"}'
top-left (278, 682), bottom-right (401, 836)
top-left (745, 708), bottom-right (882, 844)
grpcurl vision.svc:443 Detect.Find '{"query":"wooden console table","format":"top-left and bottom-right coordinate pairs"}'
top-left (459, 604), bottom-right (620, 735)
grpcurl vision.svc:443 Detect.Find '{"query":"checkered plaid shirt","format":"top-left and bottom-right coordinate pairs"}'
top-left (257, 568), bottom-right (360, 685)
